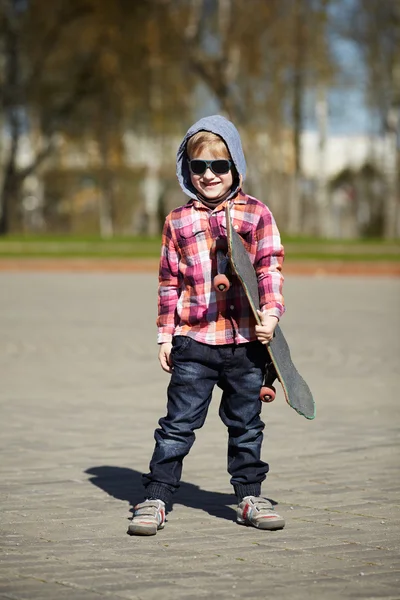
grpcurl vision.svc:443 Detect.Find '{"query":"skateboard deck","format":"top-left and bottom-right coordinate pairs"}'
top-left (223, 203), bottom-right (315, 420)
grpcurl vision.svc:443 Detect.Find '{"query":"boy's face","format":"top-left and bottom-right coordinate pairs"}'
top-left (189, 150), bottom-right (233, 201)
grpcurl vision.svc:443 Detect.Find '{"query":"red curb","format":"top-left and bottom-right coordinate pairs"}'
top-left (0, 258), bottom-right (399, 276)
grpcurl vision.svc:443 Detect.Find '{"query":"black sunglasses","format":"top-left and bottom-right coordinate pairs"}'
top-left (188, 159), bottom-right (232, 176)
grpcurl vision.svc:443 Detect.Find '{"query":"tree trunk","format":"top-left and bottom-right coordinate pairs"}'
top-left (98, 101), bottom-right (114, 239)
top-left (383, 107), bottom-right (399, 239)
top-left (143, 167), bottom-right (162, 237)
top-left (0, 0), bottom-right (20, 236)
top-left (288, 0), bottom-right (305, 235)
top-left (99, 176), bottom-right (114, 239)
top-left (315, 84), bottom-right (330, 237)
top-left (0, 164), bottom-right (20, 235)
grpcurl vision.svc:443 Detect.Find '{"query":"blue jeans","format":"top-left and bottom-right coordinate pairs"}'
top-left (143, 336), bottom-right (269, 503)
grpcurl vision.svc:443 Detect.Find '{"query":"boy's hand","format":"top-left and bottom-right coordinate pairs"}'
top-left (255, 310), bottom-right (279, 345)
top-left (158, 342), bottom-right (173, 373)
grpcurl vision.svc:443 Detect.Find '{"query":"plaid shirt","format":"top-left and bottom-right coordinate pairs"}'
top-left (157, 191), bottom-right (285, 345)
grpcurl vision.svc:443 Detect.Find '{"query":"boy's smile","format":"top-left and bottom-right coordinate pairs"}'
top-left (189, 154), bottom-right (233, 201)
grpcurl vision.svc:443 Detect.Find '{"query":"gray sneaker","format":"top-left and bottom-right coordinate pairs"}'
top-left (128, 500), bottom-right (166, 536)
top-left (237, 496), bottom-right (285, 530)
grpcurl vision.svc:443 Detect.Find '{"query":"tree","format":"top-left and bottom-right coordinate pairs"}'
top-left (343, 0), bottom-right (400, 238)
top-left (0, 0), bottom-right (194, 235)
top-left (0, 0), bottom-right (350, 237)
top-left (175, 0), bottom-right (335, 233)
top-left (0, 0), bottom-right (100, 234)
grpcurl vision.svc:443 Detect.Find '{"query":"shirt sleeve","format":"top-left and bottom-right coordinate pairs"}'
top-left (254, 206), bottom-right (285, 319)
top-left (156, 216), bottom-right (181, 343)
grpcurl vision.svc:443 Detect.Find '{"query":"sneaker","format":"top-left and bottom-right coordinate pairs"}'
top-left (128, 500), bottom-right (166, 536)
top-left (237, 496), bottom-right (285, 530)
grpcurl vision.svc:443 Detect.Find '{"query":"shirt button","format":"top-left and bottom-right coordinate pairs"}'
top-left (230, 305), bottom-right (234, 309)
top-left (234, 225), bottom-right (239, 229)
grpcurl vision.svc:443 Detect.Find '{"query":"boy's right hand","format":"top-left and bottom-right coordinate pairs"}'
top-left (158, 342), bottom-right (173, 373)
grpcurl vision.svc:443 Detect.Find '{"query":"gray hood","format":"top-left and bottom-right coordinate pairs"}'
top-left (176, 115), bottom-right (247, 201)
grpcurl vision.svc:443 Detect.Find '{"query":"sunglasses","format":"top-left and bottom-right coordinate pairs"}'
top-left (188, 159), bottom-right (232, 176)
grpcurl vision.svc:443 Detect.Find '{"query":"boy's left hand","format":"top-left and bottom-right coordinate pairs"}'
top-left (255, 310), bottom-right (279, 345)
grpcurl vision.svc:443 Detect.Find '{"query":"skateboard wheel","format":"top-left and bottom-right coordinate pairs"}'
top-left (214, 274), bottom-right (230, 292)
top-left (260, 385), bottom-right (276, 403)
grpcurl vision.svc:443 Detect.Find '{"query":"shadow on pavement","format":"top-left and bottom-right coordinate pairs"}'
top-left (85, 465), bottom-right (238, 522)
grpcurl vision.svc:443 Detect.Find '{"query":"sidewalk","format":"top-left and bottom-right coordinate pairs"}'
top-left (1, 273), bottom-right (399, 600)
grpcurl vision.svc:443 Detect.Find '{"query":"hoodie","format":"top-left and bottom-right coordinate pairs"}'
top-left (176, 115), bottom-right (246, 202)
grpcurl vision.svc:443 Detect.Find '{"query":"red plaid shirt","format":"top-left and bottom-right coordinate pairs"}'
top-left (157, 191), bottom-right (285, 345)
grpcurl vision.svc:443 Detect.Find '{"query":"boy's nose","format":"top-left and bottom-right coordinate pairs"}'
top-left (203, 167), bottom-right (215, 179)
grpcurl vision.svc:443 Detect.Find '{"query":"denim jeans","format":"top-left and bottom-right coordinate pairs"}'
top-left (143, 336), bottom-right (270, 503)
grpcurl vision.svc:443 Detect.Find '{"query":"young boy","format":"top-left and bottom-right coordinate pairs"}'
top-left (129, 115), bottom-right (285, 536)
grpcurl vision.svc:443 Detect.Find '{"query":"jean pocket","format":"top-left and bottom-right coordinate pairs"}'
top-left (171, 335), bottom-right (191, 357)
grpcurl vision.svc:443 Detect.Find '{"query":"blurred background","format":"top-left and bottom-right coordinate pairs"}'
top-left (0, 0), bottom-right (399, 242)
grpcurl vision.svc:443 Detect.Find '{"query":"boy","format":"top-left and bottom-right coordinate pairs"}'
top-left (129, 115), bottom-right (285, 536)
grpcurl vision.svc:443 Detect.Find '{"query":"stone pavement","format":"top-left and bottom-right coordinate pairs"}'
top-left (0, 273), bottom-right (399, 600)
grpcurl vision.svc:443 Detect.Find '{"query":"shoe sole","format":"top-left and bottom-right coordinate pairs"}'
top-left (127, 523), bottom-right (165, 536)
top-left (237, 518), bottom-right (285, 531)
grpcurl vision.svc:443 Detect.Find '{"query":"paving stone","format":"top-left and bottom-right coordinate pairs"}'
top-left (0, 273), bottom-right (399, 600)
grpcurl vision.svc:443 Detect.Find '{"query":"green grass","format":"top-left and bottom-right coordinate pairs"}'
top-left (285, 253), bottom-right (399, 262)
top-left (0, 233), bottom-right (399, 261)
top-left (281, 235), bottom-right (400, 246)
top-left (0, 235), bottom-right (161, 258)
top-left (0, 234), bottom-right (161, 243)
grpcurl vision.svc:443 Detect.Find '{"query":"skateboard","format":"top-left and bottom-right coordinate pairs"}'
top-left (213, 204), bottom-right (315, 420)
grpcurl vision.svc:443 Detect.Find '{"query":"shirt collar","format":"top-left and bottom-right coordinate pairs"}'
top-left (187, 189), bottom-right (247, 211)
